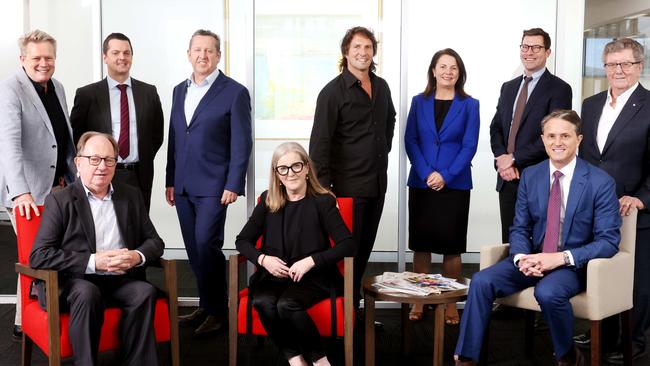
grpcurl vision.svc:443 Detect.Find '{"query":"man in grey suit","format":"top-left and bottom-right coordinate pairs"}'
top-left (0, 29), bottom-right (76, 339)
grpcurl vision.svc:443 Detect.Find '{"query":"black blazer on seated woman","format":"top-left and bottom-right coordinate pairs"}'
top-left (235, 191), bottom-right (355, 292)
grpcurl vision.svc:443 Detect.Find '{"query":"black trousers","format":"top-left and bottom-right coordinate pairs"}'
top-left (113, 166), bottom-right (152, 211)
top-left (251, 279), bottom-right (329, 362)
top-left (58, 275), bottom-right (158, 366)
top-left (350, 195), bottom-right (385, 308)
top-left (498, 180), bottom-right (519, 243)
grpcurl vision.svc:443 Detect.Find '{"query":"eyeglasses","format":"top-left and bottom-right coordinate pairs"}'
top-left (519, 44), bottom-right (545, 53)
top-left (78, 155), bottom-right (118, 167)
top-left (275, 162), bottom-right (305, 176)
top-left (604, 61), bottom-right (642, 72)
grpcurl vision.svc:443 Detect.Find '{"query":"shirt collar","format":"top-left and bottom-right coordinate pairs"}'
top-left (82, 183), bottom-right (114, 201)
top-left (525, 67), bottom-right (546, 82)
top-left (24, 68), bottom-right (54, 95)
top-left (549, 156), bottom-right (577, 181)
top-left (106, 75), bottom-right (132, 89)
top-left (341, 67), bottom-right (375, 89)
top-left (187, 68), bottom-right (220, 87)
top-left (607, 82), bottom-right (639, 106)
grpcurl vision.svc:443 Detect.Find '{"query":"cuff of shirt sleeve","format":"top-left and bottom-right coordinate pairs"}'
top-left (86, 254), bottom-right (96, 274)
top-left (513, 253), bottom-right (524, 266)
top-left (135, 250), bottom-right (146, 267)
top-left (564, 250), bottom-right (575, 266)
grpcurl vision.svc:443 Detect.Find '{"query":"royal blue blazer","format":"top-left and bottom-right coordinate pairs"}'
top-left (405, 93), bottom-right (480, 190)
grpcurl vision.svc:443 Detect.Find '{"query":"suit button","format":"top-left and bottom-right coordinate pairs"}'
top-left (52, 145), bottom-right (56, 149)
top-left (50, 165), bottom-right (55, 169)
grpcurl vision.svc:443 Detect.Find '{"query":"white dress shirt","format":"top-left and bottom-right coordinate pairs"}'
top-left (107, 76), bottom-right (139, 163)
top-left (184, 69), bottom-right (220, 126)
top-left (596, 83), bottom-right (639, 152)
top-left (83, 184), bottom-right (145, 274)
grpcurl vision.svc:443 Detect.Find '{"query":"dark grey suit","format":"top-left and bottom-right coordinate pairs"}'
top-left (30, 180), bottom-right (164, 366)
top-left (580, 84), bottom-right (650, 352)
top-left (70, 78), bottom-right (164, 209)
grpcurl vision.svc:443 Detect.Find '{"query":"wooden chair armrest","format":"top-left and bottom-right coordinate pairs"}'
top-left (479, 244), bottom-right (510, 270)
top-left (15, 263), bottom-right (56, 281)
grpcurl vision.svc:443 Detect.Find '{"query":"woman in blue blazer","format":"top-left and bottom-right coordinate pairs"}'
top-left (405, 49), bottom-right (480, 323)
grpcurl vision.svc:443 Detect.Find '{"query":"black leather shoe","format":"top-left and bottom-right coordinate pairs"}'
top-left (178, 308), bottom-right (207, 326)
top-left (193, 315), bottom-right (225, 337)
top-left (573, 331), bottom-right (590, 347)
top-left (557, 346), bottom-right (584, 366)
top-left (605, 348), bottom-right (646, 364)
top-left (12, 325), bottom-right (22, 341)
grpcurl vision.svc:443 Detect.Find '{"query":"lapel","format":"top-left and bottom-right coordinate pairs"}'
top-left (71, 181), bottom-right (96, 251)
top-left (188, 71), bottom-right (229, 127)
top-left (111, 184), bottom-right (130, 249)
top-left (422, 95), bottom-right (438, 137)
top-left (602, 84), bottom-right (647, 155)
top-left (502, 78), bottom-right (520, 130)
top-left (96, 78), bottom-right (112, 131)
top-left (16, 69), bottom-right (54, 137)
top-left (131, 78), bottom-right (144, 152)
top-left (520, 69), bottom-right (550, 123)
top-left (536, 162), bottom-right (551, 230)
top-left (562, 159), bottom-right (588, 245)
top-left (438, 96), bottom-right (462, 136)
top-left (588, 92), bottom-right (608, 152)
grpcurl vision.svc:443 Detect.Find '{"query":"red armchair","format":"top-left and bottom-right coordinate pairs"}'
top-left (14, 206), bottom-right (180, 366)
top-left (228, 197), bottom-right (354, 366)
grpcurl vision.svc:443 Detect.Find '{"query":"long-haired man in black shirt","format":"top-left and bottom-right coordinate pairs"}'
top-left (309, 26), bottom-right (396, 309)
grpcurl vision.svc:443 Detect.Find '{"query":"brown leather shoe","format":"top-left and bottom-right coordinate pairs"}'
top-left (193, 315), bottom-right (225, 337)
top-left (178, 307), bottom-right (207, 326)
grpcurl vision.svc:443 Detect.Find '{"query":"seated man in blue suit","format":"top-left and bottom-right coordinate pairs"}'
top-left (454, 110), bottom-right (621, 366)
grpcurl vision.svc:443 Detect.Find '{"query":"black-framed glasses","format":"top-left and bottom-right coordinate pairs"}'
top-left (604, 61), bottom-right (642, 72)
top-left (78, 155), bottom-right (118, 167)
top-left (519, 44), bottom-right (545, 53)
top-left (275, 162), bottom-right (305, 176)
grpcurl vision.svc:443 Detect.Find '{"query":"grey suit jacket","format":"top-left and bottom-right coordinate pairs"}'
top-left (0, 69), bottom-right (76, 207)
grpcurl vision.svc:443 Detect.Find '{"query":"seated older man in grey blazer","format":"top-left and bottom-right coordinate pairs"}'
top-left (0, 29), bottom-right (76, 339)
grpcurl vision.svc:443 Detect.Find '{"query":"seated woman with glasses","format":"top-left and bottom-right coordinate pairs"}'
top-left (235, 142), bottom-right (355, 366)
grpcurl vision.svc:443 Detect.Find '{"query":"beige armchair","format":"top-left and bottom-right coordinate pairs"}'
top-left (479, 208), bottom-right (637, 366)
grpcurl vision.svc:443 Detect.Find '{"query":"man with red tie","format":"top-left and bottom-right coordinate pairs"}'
top-left (455, 110), bottom-right (621, 366)
top-left (71, 33), bottom-right (164, 211)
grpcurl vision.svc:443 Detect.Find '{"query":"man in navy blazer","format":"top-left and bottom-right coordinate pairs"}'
top-left (165, 29), bottom-right (252, 336)
top-left (490, 28), bottom-right (572, 243)
top-left (578, 38), bottom-right (650, 361)
top-left (456, 110), bottom-right (621, 366)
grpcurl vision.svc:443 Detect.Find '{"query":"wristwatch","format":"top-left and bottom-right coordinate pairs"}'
top-left (563, 251), bottom-right (571, 266)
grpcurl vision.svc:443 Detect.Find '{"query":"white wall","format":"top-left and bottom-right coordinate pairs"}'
top-left (585, 0), bottom-right (650, 28)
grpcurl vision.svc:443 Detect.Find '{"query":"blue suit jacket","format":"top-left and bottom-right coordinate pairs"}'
top-left (165, 71), bottom-right (252, 196)
top-left (509, 158), bottom-right (621, 268)
top-left (405, 93), bottom-right (480, 189)
top-left (489, 69), bottom-right (572, 191)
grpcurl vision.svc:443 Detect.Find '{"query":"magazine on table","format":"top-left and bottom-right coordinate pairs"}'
top-left (372, 272), bottom-right (468, 296)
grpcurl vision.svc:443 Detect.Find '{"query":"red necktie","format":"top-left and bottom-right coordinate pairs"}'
top-left (507, 76), bottom-right (532, 154)
top-left (117, 84), bottom-right (129, 159)
top-left (543, 170), bottom-right (564, 253)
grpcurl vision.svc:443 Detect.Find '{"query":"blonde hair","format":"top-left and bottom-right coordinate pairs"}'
top-left (266, 142), bottom-right (330, 212)
top-left (18, 29), bottom-right (57, 56)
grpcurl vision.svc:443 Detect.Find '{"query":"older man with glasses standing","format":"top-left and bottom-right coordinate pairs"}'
top-left (578, 37), bottom-right (650, 363)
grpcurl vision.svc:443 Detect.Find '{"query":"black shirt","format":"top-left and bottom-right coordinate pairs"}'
top-left (29, 75), bottom-right (70, 186)
top-left (434, 99), bottom-right (453, 131)
top-left (309, 68), bottom-right (396, 197)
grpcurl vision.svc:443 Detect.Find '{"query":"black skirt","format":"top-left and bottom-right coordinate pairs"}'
top-left (408, 187), bottom-right (470, 254)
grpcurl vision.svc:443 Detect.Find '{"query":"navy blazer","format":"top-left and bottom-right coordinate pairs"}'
top-left (489, 69), bottom-right (572, 190)
top-left (579, 84), bottom-right (650, 229)
top-left (509, 158), bottom-right (621, 268)
top-left (405, 93), bottom-right (480, 189)
top-left (165, 71), bottom-right (252, 196)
